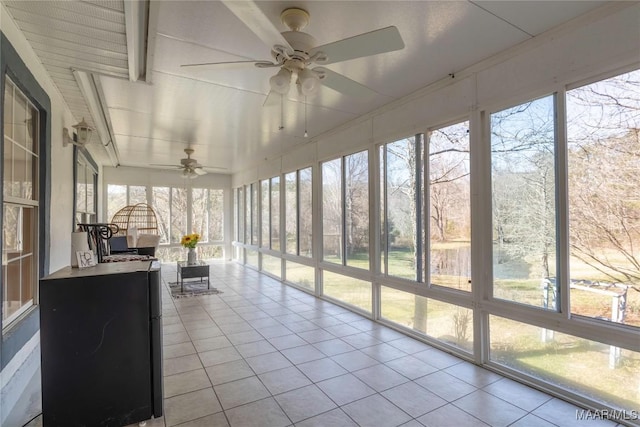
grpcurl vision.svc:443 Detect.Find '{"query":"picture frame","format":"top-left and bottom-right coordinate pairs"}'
top-left (76, 251), bottom-right (97, 268)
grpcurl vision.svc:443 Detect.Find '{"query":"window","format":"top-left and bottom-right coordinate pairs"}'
top-left (233, 187), bottom-right (239, 242)
top-left (170, 187), bottom-right (187, 244)
top-left (323, 158), bottom-right (342, 264)
top-left (245, 185), bottom-right (251, 244)
top-left (237, 186), bottom-right (244, 243)
top-left (284, 167), bottom-right (313, 257)
top-left (75, 151), bottom-right (97, 225)
top-left (106, 184), bottom-right (147, 222)
top-left (489, 315), bottom-right (638, 412)
top-left (491, 95), bottom-right (557, 309)
top-left (285, 172), bottom-right (297, 254)
top-left (191, 188), bottom-right (224, 243)
top-left (260, 180), bottom-right (269, 248)
top-left (152, 187), bottom-right (170, 244)
top-left (286, 261), bottom-right (314, 290)
top-left (381, 286), bottom-right (473, 351)
top-left (2, 77), bottom-right (39, 326)
top-left (567, 70), bottom-right (640, 328)
top-left (299, 168), bottom-right (313, 257)
top-left (270, 176), bottom-right (280, 250)
top-left (322, 151), bottom-right (369, 269)
top-left (428, 122), bottom-right (471, 291)
top-left (345, 151), bottom-right (369, 267)
top-left (107, 184), bottom-right (127, 221)
top-left (380, 137), bottom-right (423, 280)
top-left (323, 271), bottom-right (371, 313)
top-left (129, 185), bottom-right (146, 205)
top-left (251, 183), bottom-right (258, 245)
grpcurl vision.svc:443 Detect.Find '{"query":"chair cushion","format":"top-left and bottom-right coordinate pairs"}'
top-left (136, 234), bottom-right (160, 249)
top-left (109, 236), bottom-right (132, 253)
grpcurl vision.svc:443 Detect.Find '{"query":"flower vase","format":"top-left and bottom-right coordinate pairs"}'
top-left (187, 247), bottom-right (197, 265)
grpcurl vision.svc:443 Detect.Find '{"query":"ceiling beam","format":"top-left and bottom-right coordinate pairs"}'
top-left (123, 0), bottom-right (149, 82)
top-left (72, 69), bottom-right (120, 166)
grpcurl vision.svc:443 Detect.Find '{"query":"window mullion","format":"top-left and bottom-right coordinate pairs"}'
top-left (382, 145), bottom-right (389, 276)
top-left (555, 90), bottom-right (569, 316)
top-left (341, 156), bottom-right (347, 266)
top-left (415, 133), bottom-right (424, 283)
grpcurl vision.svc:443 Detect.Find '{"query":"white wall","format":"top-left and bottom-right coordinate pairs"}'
top-left (103, 165), bottom-right (231, 189)
top-left (232, 2), bottom-right (640, 186)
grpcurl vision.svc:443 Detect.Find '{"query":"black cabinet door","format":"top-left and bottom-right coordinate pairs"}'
top-left (40, 271), bottom-right (152, 427)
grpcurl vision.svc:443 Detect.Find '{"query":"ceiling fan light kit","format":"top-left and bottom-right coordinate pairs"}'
top-left (269, 68), bottom-right (293, 94)
top-left (150, 147), bottom-right (226, 178)
top-left (183, 4), bottom-right (405, 133)
top-left (298, 68), bottom-right (320, 96)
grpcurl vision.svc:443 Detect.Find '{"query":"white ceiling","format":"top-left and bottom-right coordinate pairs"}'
top-left (3, 0), bottom-right (607, 174)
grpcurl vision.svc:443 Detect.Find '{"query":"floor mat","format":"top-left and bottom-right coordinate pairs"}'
top-left (168, 280), bottom-right (222, 298)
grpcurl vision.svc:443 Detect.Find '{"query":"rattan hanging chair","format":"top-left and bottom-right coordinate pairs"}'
top-left (110, 203), bottom-right (159, 236)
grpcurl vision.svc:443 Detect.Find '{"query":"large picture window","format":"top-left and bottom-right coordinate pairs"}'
top-left (152, 186), bottom-right (170, 244)
top-left (380, 137), bottom-right (423, 280)
top-left (284, 167), bottom-right (313, 257)
top-left (428, 122), bottom-right (471, 291)
top-left (322, 151), bottom-right (369, 269)
top-left (237, 186), bottom-right (244, 244)
top-left (490, 95), bottom-right (557, 309)
top-left (251, 183), bottom-right (258, 245)
top-left (285, 172), bottom-right (297, 255)
top-left (260, 180), bottom-right (269, 248)
top-left (244, 184), bottom-right (251, 244)
top-left (191, 188), bottom-right (224, 243)
top-left (270, 176), bottom-right (280, 250)
top-left (345, 151), bottom-right (369, 268)
top-left (299, 168), bottom-right (312, 257)
top-left (2, 77), bottom-right (39, 326)
top-left (109, 183), bottom-right (224, 256)
top-left (322, 159), bottom-right (342, 263)
top-left (567, 70), bottom-right (640, 328)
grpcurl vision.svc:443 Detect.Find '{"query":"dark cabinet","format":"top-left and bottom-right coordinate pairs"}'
top-left (40, 261), bottom-right (163, 427)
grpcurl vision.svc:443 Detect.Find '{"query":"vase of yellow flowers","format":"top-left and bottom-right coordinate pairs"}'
top-left (181, 233), bottom-right (201, 265)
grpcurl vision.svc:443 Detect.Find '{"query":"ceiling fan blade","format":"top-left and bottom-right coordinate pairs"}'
top-left (311, 26), bottom-right (404, 66)
top-left (180, 60), bottom-right (276, 70)
top-left (314, 67), bottom-right (379, 98)
top-left (150, 163), bottom-right (181, 168)
top-left (193, 168), bottom-right (207, 176)
top-left (221, 0), bottom-right (292, 52)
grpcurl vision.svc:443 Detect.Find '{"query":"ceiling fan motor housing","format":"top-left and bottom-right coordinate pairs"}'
top-left (181, 148), bottom-right (197, 166)
top-left (281, 8), bottom-right (310, 32)
top-left (274, 31), bottom-right (317, 69)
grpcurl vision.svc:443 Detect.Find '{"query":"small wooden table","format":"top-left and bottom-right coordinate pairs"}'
top-left (176, 260), bottom-right (210, 293)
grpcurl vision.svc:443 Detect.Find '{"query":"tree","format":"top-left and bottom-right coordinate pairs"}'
top-left (567, 70), bottom-right (640, 289)
top-left (490, 96), bottom-right (556, 285)
top-left (569, 129), bottom-right (640, 285)
top-left (345, 151), bottom-right (369, 257)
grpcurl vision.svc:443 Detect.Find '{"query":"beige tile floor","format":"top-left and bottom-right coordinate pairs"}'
top-left (22, 261), bottom-right (624, 427)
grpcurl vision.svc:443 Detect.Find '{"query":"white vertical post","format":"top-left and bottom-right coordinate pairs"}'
top-left (609, 295), bottom-right (621, 369)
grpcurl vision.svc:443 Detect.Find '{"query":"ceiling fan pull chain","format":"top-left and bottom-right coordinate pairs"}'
top-left (279, 94), bottom-right (285, 131)
top-left (304, 96), bottom-right (308, 138)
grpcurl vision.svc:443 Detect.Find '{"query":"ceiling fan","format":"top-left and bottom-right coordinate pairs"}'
top-left (180, 3), bottom-right (405, 100)
top-left (151, 148), bottom-right (225, 178)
